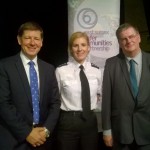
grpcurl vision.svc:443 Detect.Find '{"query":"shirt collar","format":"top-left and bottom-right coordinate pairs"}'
top-left (126, 51), bottom-right (142, 65)
top-left (69, 59), bottom-right (90, 71)
top-left (20, 51), bottom-right (38, 66)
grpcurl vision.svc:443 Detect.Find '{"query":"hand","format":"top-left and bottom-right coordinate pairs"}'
top-left (39, 128), bottom-right (47, 139)
top-left (103, 135), bottom-right (113, 147)
top-left (26, 127), bottom-right (46, 147)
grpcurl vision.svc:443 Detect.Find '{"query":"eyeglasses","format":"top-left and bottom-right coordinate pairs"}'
top-left (119, 34), bottom-right (138, 42)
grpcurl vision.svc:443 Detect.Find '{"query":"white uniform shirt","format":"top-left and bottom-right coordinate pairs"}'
top-left (55, 60), bottom-right (102, 111)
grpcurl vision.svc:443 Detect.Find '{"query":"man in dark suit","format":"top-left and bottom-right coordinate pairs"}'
top-left (0, 21), bottom-right (60, 150)
top-left (102, 23), bottom-right (150, 150)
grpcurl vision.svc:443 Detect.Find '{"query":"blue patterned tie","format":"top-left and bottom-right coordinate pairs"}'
top-left (28, 61), bottom-right (40, 124)
top-left (129, 59), bottom-right (138, 98)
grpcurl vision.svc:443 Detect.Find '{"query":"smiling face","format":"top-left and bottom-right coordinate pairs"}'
top-left (17, 30), bottom-right (43, 60)
top-left (117, 24), bottom-right (141, 57)
top-left (69, 32), bottom-right (90, 64)
top-left (71, 37), bottom-right (90, 64)
top-left (17, 21), bottom-right (43, 60)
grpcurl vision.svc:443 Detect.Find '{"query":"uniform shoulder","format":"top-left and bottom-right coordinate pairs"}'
top-left (91, 63), bottom-right (99, 69)
top-left (57, 62), bottom-right (68, 68)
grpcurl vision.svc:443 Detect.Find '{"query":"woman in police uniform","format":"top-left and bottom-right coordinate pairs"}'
top-left (55, 31), bottom-right (102, 150)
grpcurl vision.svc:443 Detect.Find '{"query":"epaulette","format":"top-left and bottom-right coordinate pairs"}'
top-left (91, 63), bottom-right (99, 69)
top-left (58, 62), bottom-right (68, 67)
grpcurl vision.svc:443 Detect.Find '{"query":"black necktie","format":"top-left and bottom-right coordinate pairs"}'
top-left (129, 59), bottom-right (138, 98)
top-left (28, 61), bottom-right (40, 124)
top-left (79, 65), bottom-right (91, 120)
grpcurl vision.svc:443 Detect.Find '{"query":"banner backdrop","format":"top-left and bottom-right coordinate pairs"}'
top-left (68, 0), bottom-right (120, 69)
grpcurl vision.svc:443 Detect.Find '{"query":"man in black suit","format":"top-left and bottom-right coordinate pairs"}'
top-left (102, 23), bottom-right (150, 150)
top-left (0, 21), bottom-right (60, 150)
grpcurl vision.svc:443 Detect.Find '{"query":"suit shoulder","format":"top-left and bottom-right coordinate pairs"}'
top-left (91, 63), bottom-right (99, 69)
top-left (39, 59), bottom-right (53, 65)
top-left (106, 55), bottom-right (119, 63)
top-left (143, 51), bottom-right (150, 57)
top-left (0, 54), bottom-right (18, 64)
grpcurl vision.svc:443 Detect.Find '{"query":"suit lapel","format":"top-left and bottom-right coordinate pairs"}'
top-left (119, 54), bottom-right (135, 98)
top-left (15, 55), bottom-right (32, 105)
top-left (38, 59), bottom-right (45, 104)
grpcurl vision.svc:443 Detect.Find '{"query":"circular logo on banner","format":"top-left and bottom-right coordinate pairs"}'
top-left (77, 8), bottom-right (98, 29)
